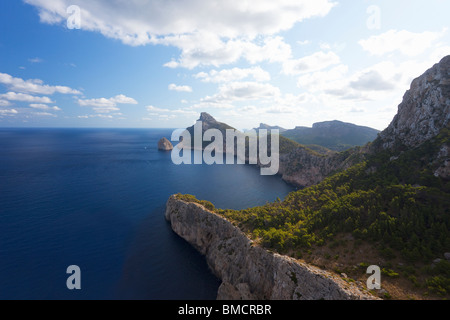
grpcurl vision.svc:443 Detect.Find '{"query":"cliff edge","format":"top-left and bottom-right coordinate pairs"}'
top-left (165, 195), bottom-right (377, 300)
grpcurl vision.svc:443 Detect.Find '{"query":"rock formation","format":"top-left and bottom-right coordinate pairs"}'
top-left (158, 137), bottom-right (173, 151)
top-left (281, 55), bottom-right (450, 185)
top-left (278, 146), bottom-right (366, 187)
top-left (165, 195), bottom-right (377, 300)
top-left (377, 56), bottom-right (450, 150)
top-left (373, 55), bottom-right (450, 180)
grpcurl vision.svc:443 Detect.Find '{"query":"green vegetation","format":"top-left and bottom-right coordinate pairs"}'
top-left (282, 121), bottom-right (380, 152)
top-left (277, 135), bottom-right (303, 155)
top-left (303, 144), bottom-right (336, 156)
top-left (177, 128), bottom-right (450, 298)
top-left (175, 194), bottom-right (216, 212)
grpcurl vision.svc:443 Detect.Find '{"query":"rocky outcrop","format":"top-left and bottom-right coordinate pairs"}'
top-left (158, 137), bottom-right (173, 151)
top-left (378, 56), bottom-right (450, 150)
top-left (165, 195), bottom-right (376, 300)
top-left (278, 147), bottom-right (366, 187)
top-left (374, 55), bottom-right (450, 180)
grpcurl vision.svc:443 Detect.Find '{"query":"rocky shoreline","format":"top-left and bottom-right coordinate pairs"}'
top-left (165, 195), bottom-right (377, 300)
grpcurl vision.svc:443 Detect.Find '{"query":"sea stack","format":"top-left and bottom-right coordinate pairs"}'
top-left (158, 137), bottom-right (173, 151)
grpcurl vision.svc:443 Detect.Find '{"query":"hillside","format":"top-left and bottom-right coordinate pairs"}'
top-left (282, 120), bottom-right (380, 152)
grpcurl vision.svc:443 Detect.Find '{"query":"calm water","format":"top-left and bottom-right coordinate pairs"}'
top-left (0, 128), bottom-right (294, 300)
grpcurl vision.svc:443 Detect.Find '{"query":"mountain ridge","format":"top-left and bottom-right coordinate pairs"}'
top-left (282, 120), bottom-right (380, 152)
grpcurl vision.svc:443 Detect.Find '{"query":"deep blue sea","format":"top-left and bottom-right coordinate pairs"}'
top-left (0, 128), bottom-right (294, 300)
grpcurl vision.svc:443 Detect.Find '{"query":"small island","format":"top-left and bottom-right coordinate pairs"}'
top-left (158, 137), bottom-right (173, 151)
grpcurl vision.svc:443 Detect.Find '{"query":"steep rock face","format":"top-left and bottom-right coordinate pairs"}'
top-left (378, 56), bottom-right (450, 150)
top-left (375, 55), bottom-right (450, 179)
top-left (278, 146), bottom-right (366, 187)
top-left (165, 196), bottom-right (376, 300)
top-left (434, 144), bottom-right (450, 178)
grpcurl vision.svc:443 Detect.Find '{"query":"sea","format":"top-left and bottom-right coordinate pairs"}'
top-left (0, 128), bottom-right (294, 300)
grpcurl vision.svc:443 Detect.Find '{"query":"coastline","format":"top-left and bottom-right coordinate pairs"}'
top-left (165, 195), bottom-right (377, 300)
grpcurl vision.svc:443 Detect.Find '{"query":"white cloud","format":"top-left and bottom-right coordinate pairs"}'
top-left (203, 81), bottom-right (281, 103)
top-left (25, 0), bottom-right (335, 68)
top-left (28, 57), bottom-right (43, 63)
top-left (296, 58), bottom-right (431, 105)
top-left (77, 114), bottom-right (122, 119)
top-left (161, 34), bottom-right (292, 69)
top-left (265, 106), bottom-right (296, 114)
top-left (297, 40), bottom-right (311, 46)
top-left (146, 105), bottom-right (171, 113)
top-left (0, 92), bottom-right (53, 104)
top-left (359, 29), bottom-right (446, 56)
top-left (0, 72), bottom-right (81, 95)
top-left (430, 45), bottom-right (450, 63)
top-left (283, 51), bottom-right (341, 75)
top-left (30, 104), bottom-right (61, 111)
top-left (297, 64), bottom-right (349, 92)
top-left (25, 0), bottom-right (336, 44)
top-left (146, 105), bottom-right (198, 118)
top-left (111, 94), bottom-right (139, 105)
top-left (0, 109), bottom-right (18, 115)
top-left (195, 67), bottom-right (271, 83)
top-left (168, 84), bottom-right (193, 93)
top-left (350, 70), bottom-right (395, 91)
top-left (78, 94), bottom-right (138, 113)
top-left (95, 114), bottom-right (113, 119)
top-left (241, 36), bottom-right (293, 64)
top-left (0, 99), bottom-right (12, 107)
top-left (33, 112), bottom-right (57, 117)
top-left (78, 97), bottom-right (117, 108)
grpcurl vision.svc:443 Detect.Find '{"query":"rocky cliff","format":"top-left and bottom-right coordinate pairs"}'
top-left (378, 56), bottom-right (450, 150)
top-left (374, 55), bottom-right (450, 180)
top-left (281, 55), bottom-right (450, 186)
top-left (278, 146), bottom-right (366, 187)
top-left (165, 195), bottom-right (376, 300)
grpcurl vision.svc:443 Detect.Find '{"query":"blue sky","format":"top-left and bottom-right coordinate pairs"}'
top-left (0, 0), bottom-right (449, 130)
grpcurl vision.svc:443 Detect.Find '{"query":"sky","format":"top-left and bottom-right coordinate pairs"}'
top-left (0, 0), bottom-right (449, 131)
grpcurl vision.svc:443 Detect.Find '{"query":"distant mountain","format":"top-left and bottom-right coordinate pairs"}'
top-left (254, 123), bottom-right (287, 133)
top-left (282, 120), bottom-right (380, 152)
top-left (185, 112), bottom-right (301, 155)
